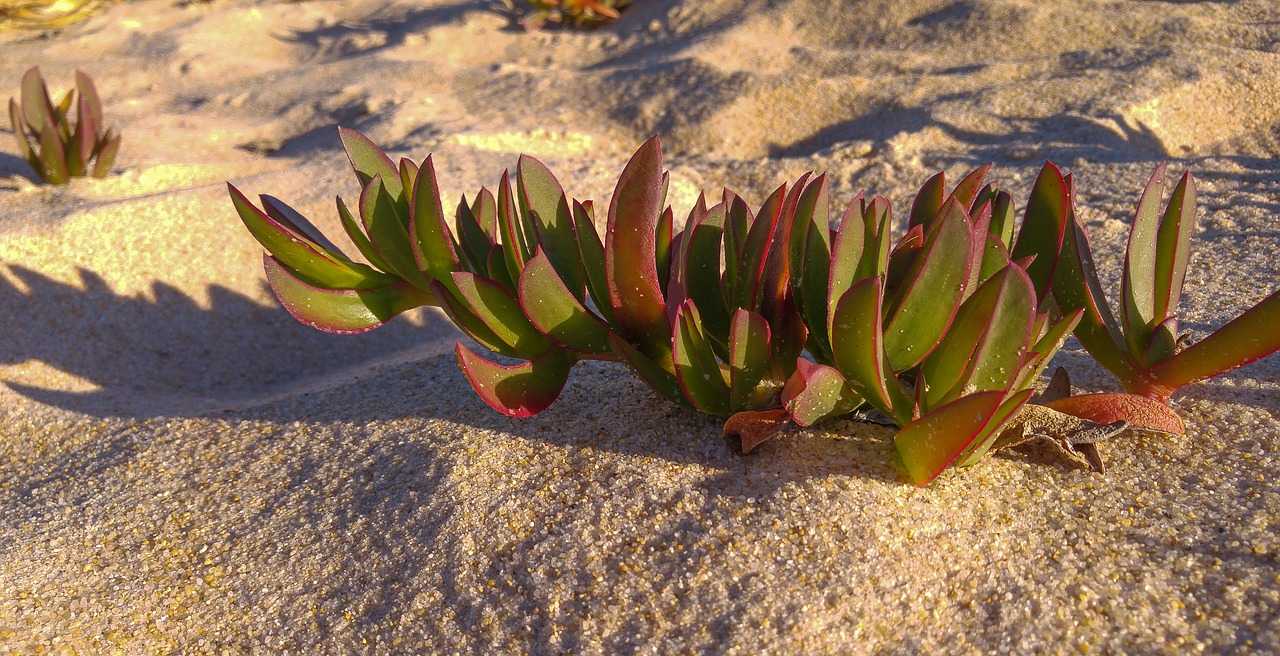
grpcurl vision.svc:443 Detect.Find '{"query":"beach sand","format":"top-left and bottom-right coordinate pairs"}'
top-left (2, 0), bottom-right (1279, 652)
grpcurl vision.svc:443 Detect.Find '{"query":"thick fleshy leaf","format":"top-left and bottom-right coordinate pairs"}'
top-left (455, 343), bottom-right (571, 418)
top-left (673, 302), bottom-right (731, 414)
top-left (728, 308), bottom-right (771, 409)
top-left (945, 164), bottom-right (991, 212)
top-left (518, 154), bottom-right (584, 298)
top-left (790, 175), bottom-right (833, 358)
top-left (607, 333), bottom-right (691, 409)
top-left (884, 199), bottom-right (974, 371)
top-left (989, 190), bottom-right (1016, 248)
top-left (497, 171), bottom-right (533, 276)
top-left (472, 187), bottom-right (499, 242)
top-left (263, 255), bottom-right (434, 334)
top-left (1143, 316), bottom-right (1179, 366)
top-left (1053, 208), bottom-right (1134, 381)
top-left (336, 195), bottom-right (394, 273)
top-left (74, 70), bottom-right (103, 132)
top-left (858, 196), bottom-right (892, 280)
top-left (785, 360), bottom-right (861, 427)
top-left (1015, 309), bottom-right (1084, 390)
top-left (732, 183), bottom-right (786, 311)
top-left (229, 184), bottom-right (393, 289)
top-left (20, 67), bottom-right (54, 132)
top-left (452, 271), bottom-right (553, 357)
top-left (655, 206), bottom-right (674, 295)
top-left (722, 409), bottom-right (790, 454)
top-left (455, 195), bottom-right (491, 272)
top-left (894, 390), bottom-right (1005, 486)
top-left (1152, 172), bottom-right (1196, 325)
top-left (825, 192), bottom-right (866, 339)
top-left (410, 155), bottom-right (463, 295)
top-left (258, 194), bottom-right (346, 257)
top-left (954, 388), bottom-right (1036, 467)
top-left (572, 200), bottom-right (614, 325)
top-left (398, 158), bottom-right (419, 201)
top-left (68, 94), bottom-right (93, 177)
top-left (682, 203), bottom-right (731, 352)
top-left (1121, 164), bottom-right (1167, 360)
top-left (908, 170), bottom-right (946, 229)
top-left (1010, 162), bottom-right (1069, 300)
top-left (38, 122), bottom-right (68, 184)
top-left (90, 129), bottom-right (120, 178)
top-left (830, 277), bottom-right (911, 423)
top-left (339, 127), bottom-right (402, 201)
top-left (1045, 392), bottom-right (1185, 435)
top-left (9, 99), bottom-right (36, 168)
top-left (1146, 289), bottom-right (1280, 397)
top-left (723, 192), bottom-right (751, 294)
top-left (518, 249), bottom-right (611, 355)
top-left (360, 175), bottom-right (430, 288)
top-left (884, 224), bottom-right (924, 295)
top-left (605, 137), bottom-right (669, 355)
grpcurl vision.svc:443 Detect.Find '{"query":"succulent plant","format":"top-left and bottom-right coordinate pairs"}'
top-left (518, 0), bottom-right (630, 30)
top-left (8, 66), bottom-right (121, 184)
top-left (1024, 164), bottom-right (1280, 401)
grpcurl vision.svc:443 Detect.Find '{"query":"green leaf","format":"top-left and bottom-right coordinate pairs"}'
top-left (229, 184), bottom-right (393, 290)
top-left (1014, 309), bottom-right (1083, 390)
top-left (673, 301), bottom-right (731, 415)
top-left (858, 196), bottom-right (892, 280)
top-left (1121, 163), bottom-right (1167, 361)
top-left (893, 390), bottom-right (1004, 486)
top-left (410, 155), bottom-right (462, 297)
top-left (989, 190), bottom-right (1016, 248)
top-left (1010, 162), bottom-right (1069, 300)
top-left (683, 203), bottom-right (731, 353)
top-left (830, 277), bottom-right (911, 423)
top-left (90, 129), bottom-right (120, 178)
top-left (1152, 171), bottom-right (1196, 325)
top-left (20, 67), bottom-right (53, 133)
top-left (1147, 289), bottom-right (1280, 397)
top-left (518, 154), bottom-right (584, 299)
top-left (472, 187), bottom-right (499, 242)
top-left (454, 195), bottom-right (491, 272)
top-left (336, 195), bottom-right (393, 273)
top-left (908, 170), bottom-right (946, 229)
top-left (455, 344), bottom-right (571, 418)
top-left (884, 199), bottom-right (974, 371)
top-left (954, 388), bottom-right (1036, 467)
top-left (263, 255), bottom-right (434, 334)
top-left (430, 280), bottom-right (521, 358)
top-left (728, 308), bottom-right (771, 409)
top-left (9, 99), bottom-right (36, 169)
top-left (785, 360), bottom-right (862, 427)
top-left (826, 192), bottom-right (866, 340)
top-left (74, 70), bottom-right (103, 130)
top-left (518, 249), bottom-right (611, 355)
top-left (655, 205), bottom-right (674, 296)
top-left (732, 183), bottom-right (786, 311)
top-left (339, 127), bottom-right (402, 201)
top-left (452, 271), bottom-right (553, 358)
top-left (360, 175), bottom-right (430, 288)
top-left (38, 121), bottom-right (68, 184)
top-left (1053, 207), bottom-right (1135, 383)
top-left (497, 171), bottom-right (533, 281)
top-left (789, 175), bottom-right (832, 358)
top-left (605, 136), bottom-right (670, 356)
top-left (572, 200), bottom-right (615, 325)
top-left (945, 164), bottom-right (991, 212)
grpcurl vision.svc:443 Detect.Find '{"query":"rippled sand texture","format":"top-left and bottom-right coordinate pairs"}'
top-left (2, 0), bottom-right (1279, 653)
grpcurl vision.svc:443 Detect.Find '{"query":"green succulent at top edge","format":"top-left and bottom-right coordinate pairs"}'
top-left (8, 66), bottom-right (121, 184)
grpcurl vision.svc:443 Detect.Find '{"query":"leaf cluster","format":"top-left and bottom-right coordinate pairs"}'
top-left (8, 67), bottom-right (121, 185)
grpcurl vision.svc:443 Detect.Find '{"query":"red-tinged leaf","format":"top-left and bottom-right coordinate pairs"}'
top-left (826, 192), bottom-right (867, 339)
top-left (455, 195), bottom-right (492, 272)
top-left (884, 199), bottom-right (974, 371)
top-left (518, 154), bottom-right (584, 298)
top-left (605, 137), bottom-right (669, 355)
top-left (682, 203), bottom-right (731, 352)
top-left (428, 280), bottom-right (519, 358)
top-left (1121, 163), bottom-right (1168, 361)
top-left (607, 333), bottom-right (691, 409)
top-left (38, 121), bottom-right (68, 184)
top-left (790, 176), bottom-right (833, 356)
top-left (1011, 162), bottom-right (1069, 300)
top-left (723, 191), bottom-right (751, 293)
top-left (20, 67), bottom-right (54, 133)
top-left (963, 200), bottom-right (993, 301)
top-left (485, 244), bottom-right (517, 291)
top-left (945, 164), bottom-right (991, 213)
top-left (452, 271), bottom-right (553, 358)
top-left (722, 409), bottom-right (790, 454)
top-left (339, 127), bottom-right (402, 201)
top-left (410, 155), bottom-right (463, 296)
top-left (656, 205), bottom-right (674, 296)
top-left (360, 175), bottom-right (430, 288)
top-left (336, 195), bottom-right (394, 273)
top-left (399, 158), bottom-right (419, 202)
top-left (909, 170), bottom-right (946, 229)
top-left (955, 388), bottom-right (1036, 467)
top-left (1146, 289), bottom-right (1280, 397)
top-left (831, 277), bottom-right (912, 424)
top-left (732, 183), bottom-right (786, 311)
top-left (884, 224), bottom-right (924, 295)
top-left (74, 70), bottom-right (103, 132)
top-left (257, 194), bottom-right (347, 258)
top-left (1143, 316), bottom-right (1179, 366)
top-left (759, 173), bottom-right (810, 322)
top-left (1152, 172), bottom-right (1196, 323)
top-left (263, 255), bottom-right (434, 334)
top-left (989, 190), bottom-right (1016, 248)
top-left (518, 249), bottom-right (611, 355)
top-left (894, 390), bottom-right (1005, 485)
top-left (729, 308), bottom-right (771, 409)
top-left (785, 361), bottom-right (861, 427)
top-left (1045, 393), bottom-right (1185, 435)
top-left (9, 99), bottom-right (36, 168)
top-left (230, 184), bottom-right (393, 290)
top-left (1053, 207), bottom-right (1135, 382)
top-left (978, 232), bottom-right (1012, 287)
top-left (1014, 309), bottom-right (1084, 390)
top-left (673, 302), bottom-right (731, 415)
top-left (455, 343), bottom-right (571, 418)
top-left (496, 171), bottom-right (534, 276)
top-left (572, 200), bottom-right (614, 325)
top-left (859, 196), bottom-right (892, 280)
top-left (90, 129), bottom-right (120, 178)
top-left (472, 187), bottom-right (499, 242)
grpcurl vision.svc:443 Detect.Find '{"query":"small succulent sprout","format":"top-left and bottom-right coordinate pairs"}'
top-left (518, 0), bottom-right (631, 30)
top-left (1045, 164), bottom-right (1280, 400)
top-left (9, 67), bottom-right (121, 184)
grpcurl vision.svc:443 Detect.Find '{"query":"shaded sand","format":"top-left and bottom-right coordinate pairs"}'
top-left (3, 0), bottom-right (1280, 652)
